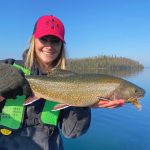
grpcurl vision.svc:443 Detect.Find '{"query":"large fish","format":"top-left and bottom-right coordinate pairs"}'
top-left (0, 63), bottom-right (145, 110)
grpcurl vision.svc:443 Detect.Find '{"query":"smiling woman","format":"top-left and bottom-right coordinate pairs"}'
top-left (34, 36), bottom-right (62, 69)
top-left (24, 15), bottom-right (66, 73)
top-left (0, 15), bottom-right (91, 150)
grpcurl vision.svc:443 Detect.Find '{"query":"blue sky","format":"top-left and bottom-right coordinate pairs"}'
top-left (0, 0), bottom-right (150, 66)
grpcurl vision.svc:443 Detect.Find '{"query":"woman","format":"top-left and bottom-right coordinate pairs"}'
top-left (0, 15), bottom-right (125, 150)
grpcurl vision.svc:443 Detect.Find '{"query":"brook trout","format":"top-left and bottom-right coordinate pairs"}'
top-left (0, 63), bottom-right (145, 110)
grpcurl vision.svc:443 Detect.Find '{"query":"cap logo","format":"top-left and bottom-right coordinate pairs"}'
top-left (46, 19), bottom-right (55, 29)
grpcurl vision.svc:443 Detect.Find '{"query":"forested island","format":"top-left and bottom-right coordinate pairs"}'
top-left (66, 55), bottom-right (144, 76)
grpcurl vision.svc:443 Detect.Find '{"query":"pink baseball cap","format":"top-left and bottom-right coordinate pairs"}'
top-left (33, 15), bottom-right (65, 42)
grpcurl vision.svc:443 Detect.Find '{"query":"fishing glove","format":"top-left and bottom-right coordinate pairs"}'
top-left (0, 62), bottom-right (32, 100)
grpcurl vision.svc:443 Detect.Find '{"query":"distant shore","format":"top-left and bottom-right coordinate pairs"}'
top-left (66, 55), bottom-right (144, 72)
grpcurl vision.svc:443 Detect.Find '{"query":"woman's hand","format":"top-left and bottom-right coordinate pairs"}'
top-left (91, 99), bottom-right (125, 109)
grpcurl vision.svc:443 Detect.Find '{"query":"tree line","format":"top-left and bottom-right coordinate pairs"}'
top-left (66, 55), bottom-right (144, 73)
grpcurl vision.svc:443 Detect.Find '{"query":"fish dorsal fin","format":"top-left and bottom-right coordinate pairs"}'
top-left (47, 68), bottom-right (77, 77)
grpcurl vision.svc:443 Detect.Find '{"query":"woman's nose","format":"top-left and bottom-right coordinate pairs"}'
top-left (45, 41), bottom-right (53, 47)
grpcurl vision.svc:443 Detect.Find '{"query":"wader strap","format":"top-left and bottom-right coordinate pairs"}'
top-left (0, 96), bottom-right (26, 130)
top-left (13, 63), bottom-right (30, 75)
top-left (41, 101), bottom-right (60, 126)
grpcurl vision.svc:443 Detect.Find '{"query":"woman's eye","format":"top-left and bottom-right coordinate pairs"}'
top-left (51, 39), bottom-right (60, 44)
top-left (40, 38), bottom-right (48, 42)
top-left (40, 37), bottom-right (61, 44)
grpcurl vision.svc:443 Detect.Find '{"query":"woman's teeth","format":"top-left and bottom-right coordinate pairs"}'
top-left (43, 51), bottom-right (54, 54)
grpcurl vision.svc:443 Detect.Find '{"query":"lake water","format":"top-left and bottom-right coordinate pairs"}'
top-left (62, 68), bottom-right (150, 150)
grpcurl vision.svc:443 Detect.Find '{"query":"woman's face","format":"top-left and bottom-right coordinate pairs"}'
top-left (34, 35), bottom-right (62, 65)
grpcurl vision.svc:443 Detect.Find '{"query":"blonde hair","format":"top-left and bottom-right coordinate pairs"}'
top-left (24, 36), bottom-right (66, 71)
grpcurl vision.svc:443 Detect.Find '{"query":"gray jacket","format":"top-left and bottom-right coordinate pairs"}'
top-left (0, 59), bottom-right (91, 150)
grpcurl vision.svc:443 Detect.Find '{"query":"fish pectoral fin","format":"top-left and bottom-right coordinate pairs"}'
top-left (131, 99), bottom-right (142, 110)
top-left (52, 104), bottom-right (70, 111)
top-left (97, 96), bottom-right (111, 101)
top-left (24, 95), bottom-right (40, 105)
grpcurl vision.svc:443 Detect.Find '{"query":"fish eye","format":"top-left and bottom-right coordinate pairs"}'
top-left (134, 89), bottom-right (138, 93)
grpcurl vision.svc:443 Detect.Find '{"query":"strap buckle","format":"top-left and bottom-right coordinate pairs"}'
top-left (0, 128), bottom-right (12, 135)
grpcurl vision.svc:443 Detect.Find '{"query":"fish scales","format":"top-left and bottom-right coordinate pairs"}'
top-left (26, 74), bottom-right (122, 106)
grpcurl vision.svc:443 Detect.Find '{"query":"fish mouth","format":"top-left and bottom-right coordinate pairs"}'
top-left (126, 95), bottom-right (143, 103)
top-left (126, 96), bottom-right (144, 110)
